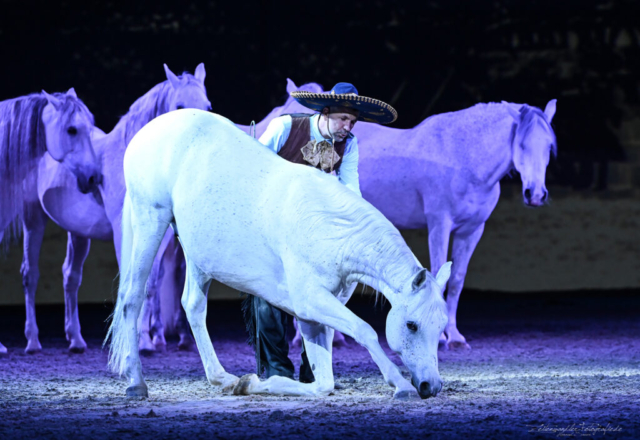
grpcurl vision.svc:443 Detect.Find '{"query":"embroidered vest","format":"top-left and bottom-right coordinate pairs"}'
top-left (277, 115), bottom-right (347, 173)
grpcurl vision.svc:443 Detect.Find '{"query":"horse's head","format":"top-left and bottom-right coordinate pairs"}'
top-left (385, 262), bottom-right (451, 398)
top-left (41, 88), bottom-right (102, 194)
top-left (164, 63), bottom-right (212, 112)
top-left (506, 100), bottom-right (557, 207)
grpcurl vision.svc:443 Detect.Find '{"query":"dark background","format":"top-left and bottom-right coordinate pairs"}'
top-left (1, 0), bottom-right (640, 304)
top-left (1, 0), bottom-right (638, 189)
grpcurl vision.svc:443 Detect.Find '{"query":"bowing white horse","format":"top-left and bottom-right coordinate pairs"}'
top-left (18, 64), bottom-right (211, 354)
top-left (242, 79), bottom-right (557, 349)
top-left (0, 89), bottom-right (101, 355)
top-left (107, 109), bottom-right (451, 400)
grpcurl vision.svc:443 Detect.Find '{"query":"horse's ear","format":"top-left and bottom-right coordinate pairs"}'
top-left (66, 87), bottom-right (78, 98)
top-left (544, 99), bottom-right (557, 123)
top-left (435, 262), bottom-right (452, 291)
top-left (42, 90), bottom-right (62, 110)
top-left (194, 63), bottom-right (206, 83)
top-left (286, 78), bottom-right (298, 95)
top-left (502, 101), bottom-right (521, 122)
top-left (411, 269), bottom-right (427, 291)
top-left (164, 64), bottom-right (182, 89)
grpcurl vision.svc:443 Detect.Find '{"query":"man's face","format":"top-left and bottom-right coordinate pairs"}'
top-left (322, 106), bottom-right (359, 141)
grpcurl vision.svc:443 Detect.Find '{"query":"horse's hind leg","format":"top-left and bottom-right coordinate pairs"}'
top-left (62, 233), bottom-right (90, 353)
top-left (21, 202), bottom-right (48, 354)
top-left (138, 247), bottom-right (166, 355)
top-left (445, 225), bottom-right (485, 350)
top-left (181, 255), bottom-right (238, 392)
top-left (111, 201), bottom-right (172, 397)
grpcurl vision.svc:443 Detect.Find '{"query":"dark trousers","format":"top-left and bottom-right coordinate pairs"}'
top-left (248, 295), bottom-right (315, 383)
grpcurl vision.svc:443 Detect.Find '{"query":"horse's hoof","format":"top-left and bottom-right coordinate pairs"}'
top-left (394, 389), bottom-right (421, 401)
top-left (177, 340), bottom-right (196, 352)
top-left (233, 374), bottom-right (259, 396)
top-left (139, 348), bottom-right (155, 357)
top-left (447, 341), bottom-right (471, 350)
top-left (69, 344), bottom-right (86, 354)
top-left (438, 340), bottom-right (449, 351)
top-left (25, 346), bottom-right (41, 355)
top-left (126, 385), bottom-right (149, 398)
top-left (153, 342), bottom-right (167, 353)
top-left (220, 376), bottom-right (240, 394)
top-left (0, 348), bottom-right (7, 356)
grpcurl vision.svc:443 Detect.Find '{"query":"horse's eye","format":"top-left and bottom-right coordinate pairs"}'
top-left (67, 126), bottom-right (77, 135)
top-left (176, 105), bottom-right (185, 110)
top-left (406, 322), bottom-right (418, 332)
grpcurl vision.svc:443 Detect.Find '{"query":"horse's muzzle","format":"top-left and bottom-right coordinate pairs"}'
top-left (77, 170), bottom-right (103, 194)
top-left (413, 377), bottom-right (442, 399)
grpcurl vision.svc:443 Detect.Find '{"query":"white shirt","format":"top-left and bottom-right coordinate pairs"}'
top-left (258, 114), bottom-right (361, 196)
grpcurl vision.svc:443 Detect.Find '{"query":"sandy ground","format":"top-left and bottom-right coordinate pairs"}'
top-left (1, 292), bottom-right (639, 439)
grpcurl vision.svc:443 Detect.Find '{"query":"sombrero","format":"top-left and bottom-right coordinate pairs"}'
top-left (290, 82), bottom-right (397, 124)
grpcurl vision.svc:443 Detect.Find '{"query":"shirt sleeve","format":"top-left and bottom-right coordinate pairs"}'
top-left (258, 116), bottom-right (292, 154)
top-left (337, 136), bottom-right (362, 197)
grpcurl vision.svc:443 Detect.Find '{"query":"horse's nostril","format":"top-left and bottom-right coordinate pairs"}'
top-left (419, 381), bottom-right (432, 396)
top-left (524, 188), bottom-right (532, 200)
top-left (542, 191), bottom-right (548, 201)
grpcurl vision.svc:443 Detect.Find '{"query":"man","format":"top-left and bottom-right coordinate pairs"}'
top-left (244, 82), bottom-right (397, 383)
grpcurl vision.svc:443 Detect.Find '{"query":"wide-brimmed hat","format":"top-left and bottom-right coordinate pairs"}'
top-left (290, 82), bottom-right (397, 124)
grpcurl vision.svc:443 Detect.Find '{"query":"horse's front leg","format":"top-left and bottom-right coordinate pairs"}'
top-left (426, 216), bottom-right (452, 348)
top-left (235, 320), bottom-right (335, 397)
top-left (62, 233), bottom-right (90, 353)
top-left (181, 256), bottom-right (238, 392)
top-left (446, 224), bottom-right (485, 349)
top-left (240, 289), bottom-right (418, 400)
top-left (21, 202), bottom-right (48, 354)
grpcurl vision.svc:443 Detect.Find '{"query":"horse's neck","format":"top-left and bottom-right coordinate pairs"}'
top-left (342, 228), bottom-right (417, 301)
top-left (421, 105), bottom-right (515, 188)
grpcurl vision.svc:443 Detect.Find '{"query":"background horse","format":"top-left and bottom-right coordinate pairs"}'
top-left (107, 109), bottom-right (451, 401)
top-left (18, 64), bottom-right (211, 354)
top-left (0, 89), bottom-right (101, 355)
top-left (0, 89), bottom-right (100, 244)
top-left (355, 100), bottom-right (557, 348)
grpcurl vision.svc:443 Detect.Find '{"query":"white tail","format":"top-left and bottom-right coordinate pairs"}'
top-left (104, 193), bottom-right (135, 376)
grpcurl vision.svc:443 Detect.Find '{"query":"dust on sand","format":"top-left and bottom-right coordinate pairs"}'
top-left (0, 292), bottom-right (639, 439)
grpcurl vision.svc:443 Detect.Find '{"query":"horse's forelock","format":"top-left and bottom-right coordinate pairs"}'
top-left (52, 93), bottom-right (95, 126)
top-left (519, 105), bottom-right (557, 156)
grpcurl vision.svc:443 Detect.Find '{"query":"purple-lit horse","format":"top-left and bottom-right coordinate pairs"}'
top-left (18, 64), bottom-right (212, 354)
top-left (0, 88), bottom-right (101, 355)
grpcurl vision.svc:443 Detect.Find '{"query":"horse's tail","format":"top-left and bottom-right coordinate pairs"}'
top-left (104, 193), bottom-right (135, 376)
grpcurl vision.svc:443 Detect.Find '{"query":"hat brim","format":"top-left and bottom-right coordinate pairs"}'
top-left (290, 91), bottom-right (397, 124)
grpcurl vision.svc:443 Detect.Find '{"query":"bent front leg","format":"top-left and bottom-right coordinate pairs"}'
top-left (235, 320), bottom-right (334, 397)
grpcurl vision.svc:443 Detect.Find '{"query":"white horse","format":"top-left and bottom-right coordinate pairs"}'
top-left (237, 79), bottom-right (557, 349)
top-left (107, 109), bottom-right (451, 400)
top-left (18, 64), bottom-right (211, 354)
